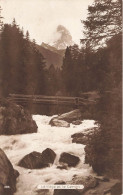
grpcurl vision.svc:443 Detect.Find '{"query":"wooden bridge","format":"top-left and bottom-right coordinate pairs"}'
top-left (8, 94), bottom-right (96, 106)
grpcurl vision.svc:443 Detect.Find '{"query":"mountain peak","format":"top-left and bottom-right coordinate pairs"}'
top-left (51, 25), bottom-right (74, 50)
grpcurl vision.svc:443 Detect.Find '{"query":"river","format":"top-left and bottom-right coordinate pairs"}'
top-left (0, 115), bottom-right (97, 195)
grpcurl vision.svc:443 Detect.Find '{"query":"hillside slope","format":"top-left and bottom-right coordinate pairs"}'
top-left (36, 43), bottom-right (65, 69)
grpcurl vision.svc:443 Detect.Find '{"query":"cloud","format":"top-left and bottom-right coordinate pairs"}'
top-left (1, 0), bottom-right (93, 45)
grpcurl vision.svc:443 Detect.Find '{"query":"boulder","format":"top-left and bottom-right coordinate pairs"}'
top-left (50, 118), bottom-right (70, 128)
top-left (13, 169), bottom-right (20, 179)
top-left (0, 148), bottom-right (19, 195)
top-left (49, 109), bottom-right (82, 127)
top-left (18, 151), bottom-right (43, 169)
top-left (57, 165), bottom-right (68, 170)
top-left (71, 127), bottom-right (99, 145)
top-left (41, 148), bottom-right (56, 164)
top-left (18, 148), bottom-right (56, 169)
top-left (0, 100), bottom-right (37, 135)
top-left (72, 134), bottom-right (88, 145)
top-left (59, 152), bottom-right (80, 167)
top-left (57, 109), bottom-right (82, 123)
top-left (72, 120), bottom-right (82, 125)
top-left (69, 175), bottom-right (98, 191)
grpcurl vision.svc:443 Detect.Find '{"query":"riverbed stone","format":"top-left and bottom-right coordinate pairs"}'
top-left (71, 127), bottom-right (99, 145)
top-left (0, 99), bottom-right (37, 135)
top-left (72, 120), bottom-right (82, 125)
top-left (49, 109), bottom-right (82, 127)
top-left (18, 148), bottom-right (56, 169)
top-left (58, 109), bottom-right (82, 123)
top-left (13, 169), bottom-right (20, 178)
top-left (59, 152), bottom-right (80, 167)
top-left (49, 118), bottom-right (70, 127)
top-left (0, 148), bottom-right (19, 195)
top-left (41, 148), bottom-right (56, 164)
top-left (57, 165), bottom-right (68, 170)
top-left (70, 175), bottom-right (98, 190)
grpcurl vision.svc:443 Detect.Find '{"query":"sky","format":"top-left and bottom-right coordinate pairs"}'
top-left (0, 0), bottom-right (93, 45)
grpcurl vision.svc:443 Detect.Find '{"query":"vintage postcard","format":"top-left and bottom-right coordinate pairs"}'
top-left (0, 0), bottom-right (122, 195)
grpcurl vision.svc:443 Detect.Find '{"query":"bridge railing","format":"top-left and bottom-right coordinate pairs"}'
top-left (8, 94), bottom-right (96, 106)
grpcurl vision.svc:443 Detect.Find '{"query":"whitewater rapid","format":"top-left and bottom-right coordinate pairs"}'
top-left (0, 115), bottom-right (97, 195)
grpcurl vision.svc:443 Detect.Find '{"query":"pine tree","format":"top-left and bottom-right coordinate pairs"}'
top-left (81, 0), bottom-right (122, 47)
top-left (0, 21), bottom-right (46, 96)
top-left (12, 18), bottom-right (17, 27)
top-left (62, 47), bottom-right (73, 95)
top-left (82, 0), bottom-right (122, 179)
top-left (0, 6), bottom-right (3, 33)
top-left (26, 30), bottom-right (30, 41)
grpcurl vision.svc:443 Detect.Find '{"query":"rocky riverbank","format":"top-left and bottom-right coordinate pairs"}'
top-left (0, 106), bottom-right (122, 195)
top-left (0, 100), bottom-right (37, 135)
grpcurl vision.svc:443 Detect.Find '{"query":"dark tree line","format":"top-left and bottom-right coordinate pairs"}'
top-left (80, 0), bottom-right (122, 179)
top-left (45, 64), bottom-right (62, 96)
top-left (62, 0), bottom-right (122, 97)
top-left (0, 19), bottom-right (46, 97)
top-left (58, 0), bottom-right (122, 179)
top-left (62, 44), bottom-right (109, 96)
top-left (84, 33), bottom-right (122, 178)
top-left (0, 17), bottom-right (62, 97)
top-left (61, 38), bottom-right (121, 96)
top-left (0, 0), bottom-right (121, 99)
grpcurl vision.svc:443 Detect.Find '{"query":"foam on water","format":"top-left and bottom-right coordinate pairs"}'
top-left (0, 115), bottom-right (97, 195)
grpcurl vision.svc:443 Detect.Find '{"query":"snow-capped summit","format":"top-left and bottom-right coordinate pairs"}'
top-left (51, 25), bottom-right (74, 50)
top-left (37, 25), bottom-right (75, 68)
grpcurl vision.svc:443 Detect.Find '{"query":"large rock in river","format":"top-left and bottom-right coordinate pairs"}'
top-left (59, 152), bottom-right (80, 167)
top-left (71, 127), bottom-right (99, 145)
top-left (0, 100), bottom-right (37, 135)
top-left (49, 118), bottom-right (70, 127)
top-left (18, 148), bottom-right (56, 169)
top-left (49, 109), bottom-right (82, 127)
top-left (57, 109), bottom-right (82, 123)
top-left (68, 175), bottom-right (98, 192)
top-left (0, 148), bottom-right (19, 195)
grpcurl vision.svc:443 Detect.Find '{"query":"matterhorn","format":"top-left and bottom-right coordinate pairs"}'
top-left (51, 25), bottom-right (74, 50)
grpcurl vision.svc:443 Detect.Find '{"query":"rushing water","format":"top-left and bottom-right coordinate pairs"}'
top-left (0, 115), bottom-right (97, 195)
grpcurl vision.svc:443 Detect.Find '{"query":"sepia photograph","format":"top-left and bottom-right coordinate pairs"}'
top-left (0, 0), bottom-right (122, 195)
